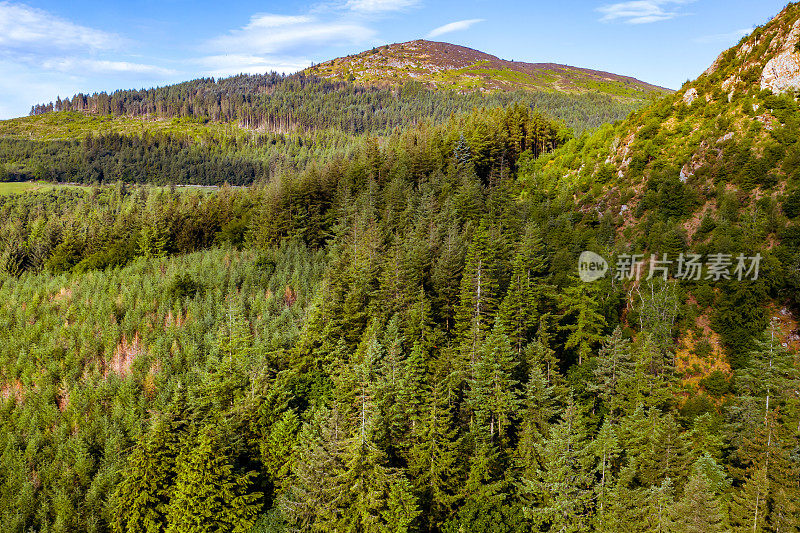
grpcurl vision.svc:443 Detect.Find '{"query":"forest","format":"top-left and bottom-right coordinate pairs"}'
top-left (0, 95), bottom-right (798, 532)
top-left (4, 4), bottom-right (800, 528)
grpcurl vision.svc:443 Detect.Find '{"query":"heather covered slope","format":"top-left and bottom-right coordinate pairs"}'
top-left (306, 39), bottom-right (672, 100)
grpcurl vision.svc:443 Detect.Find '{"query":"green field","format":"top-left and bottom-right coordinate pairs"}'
top-left (0, 112), bottom-right (244, 142)
top-left (0, 181), bottom-right (74, 195)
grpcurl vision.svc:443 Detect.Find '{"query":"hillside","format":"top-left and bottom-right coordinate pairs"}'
top-left (538, 2), bottom-right (800, 200)
top-left (526, 2), bottom-right (800, 372)
top-left (306, 39), bottom-right (672, 100)
top-left (2, 68), bottom-right (651, 185)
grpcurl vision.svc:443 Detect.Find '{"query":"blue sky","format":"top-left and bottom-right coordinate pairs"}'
top-left (0, 0), bottom-right (790, 119)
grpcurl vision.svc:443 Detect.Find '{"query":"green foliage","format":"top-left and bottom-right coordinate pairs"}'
top-left (700, 370), bottom-right (731, 397)
top-left (166, 426), bottom-right (261, 533)
top-left (3, 42), bottom-right (800, 530)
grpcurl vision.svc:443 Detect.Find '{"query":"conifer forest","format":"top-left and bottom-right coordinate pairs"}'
top-left (3, 2), bottom-right (800, 532)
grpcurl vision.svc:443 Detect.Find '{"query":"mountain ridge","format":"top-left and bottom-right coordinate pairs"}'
top-left (306, 39), bottom-right (673, 100)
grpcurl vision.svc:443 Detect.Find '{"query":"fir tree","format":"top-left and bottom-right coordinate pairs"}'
top-left (165, 426), bottom-right (261, 533)
top-left (559, 278), bottom-right (607, 365)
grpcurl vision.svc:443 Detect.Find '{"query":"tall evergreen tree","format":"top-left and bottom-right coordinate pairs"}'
top-left (559, 279), bottom-right (607, 365)
top-left (454, 223), bottom-right (502, 369)
top-left (165, 426), bottom-right (261, 533)
top-left (523, 396), bottom-right (593, 532)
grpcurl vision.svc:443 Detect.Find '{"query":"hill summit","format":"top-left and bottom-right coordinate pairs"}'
top-left (306, 39), bottom-right (672, 100)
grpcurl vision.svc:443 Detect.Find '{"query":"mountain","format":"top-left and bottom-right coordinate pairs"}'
top-left (0, 48), bottom-right (660, 184)
top-left (306, 39), bottom-right (673, 100)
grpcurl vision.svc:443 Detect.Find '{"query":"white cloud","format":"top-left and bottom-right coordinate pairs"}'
top-left (693, 28), bottom-right (752, 44)
top-left (41, 58), bottom-right (176, 77)
top-left (207, 12), bottom-right (375, 55)
top-left (597, 0), bottom-right (694, 24)
top-left (345, 0), bottom-right (419, 13)
top-left (0, 1), bottom-right (119, 51)
top-left (427, 19), bottom-right (485, 39)
top-left (194, 54), bottom-right (311, 77)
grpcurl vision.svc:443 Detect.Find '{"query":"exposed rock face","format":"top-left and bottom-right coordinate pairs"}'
top-left (761, 19), bottom-right (800, 93)
top-left (761, 51), bottom-right (800, 92)
top-left (683, 88), bottom-right (698, 105)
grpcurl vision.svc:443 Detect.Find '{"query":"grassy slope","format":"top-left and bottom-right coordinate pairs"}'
top-left (0, 181), bottom-right (81, 195)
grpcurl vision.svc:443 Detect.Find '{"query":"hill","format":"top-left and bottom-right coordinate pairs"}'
top-left (525, 2), bottom-right (800, 371)
top-left (534, 2), bottom-right (800, 220)
top-left (306, 39), bottom-right (673, 100)
top-left (2, 68), bottom-right (653, 185)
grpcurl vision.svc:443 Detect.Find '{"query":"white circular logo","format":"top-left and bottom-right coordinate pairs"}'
top-left (578, 251), bottom-right (608, 282)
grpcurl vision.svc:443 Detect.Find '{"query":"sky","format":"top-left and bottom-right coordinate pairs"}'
top-left (0, 0), bottom-right (791, 119)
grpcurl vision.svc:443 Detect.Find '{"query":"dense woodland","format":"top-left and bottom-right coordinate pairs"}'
top-left (0, 96), bottom-right (798, 532)
top-left (4, 11), bottom-right (800, 530)
top-left (29, 74), bottom-right (644, 135)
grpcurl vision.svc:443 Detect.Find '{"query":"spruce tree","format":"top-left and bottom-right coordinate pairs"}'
top-left (165, 426), bottom-right (260, 533)
top-left (669, 471), bottom-right (729, 533)
top-left (559, 278), bottom-right (607, 365)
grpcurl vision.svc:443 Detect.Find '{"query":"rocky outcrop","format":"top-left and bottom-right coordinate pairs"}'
top-left (761, 19), bottom-right (800, 93)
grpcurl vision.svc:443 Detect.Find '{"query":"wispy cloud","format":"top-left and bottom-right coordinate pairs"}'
top-left (200, 9), bottom-right (381, 76)
top-left (427, 19), bottom-right (485, 39)
top-left (0, 2), bottom-right (174, 117)
top-left (693, 27), bottom-right (753, 44)
top-left (345, 0), bottom-right (420, 13)
top-left (194, 54), bottom-right (311, 77)
top-left (207, 13), bottom-right (375, 55)
top-left (41, 58), bottom-right (176, 76)
top-left (0, 1), bottom-right (120, 52)
top-left (597, 0), bottom-right (694, 24)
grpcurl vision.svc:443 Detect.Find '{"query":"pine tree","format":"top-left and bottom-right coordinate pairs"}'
top-left (559, 278), bottom-right (607, 365)
top-left (669, 471), bottom-right (729, 533)
top-left (165, 426), bottom-right (261, 533)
